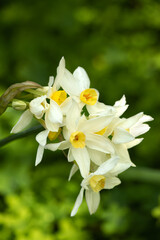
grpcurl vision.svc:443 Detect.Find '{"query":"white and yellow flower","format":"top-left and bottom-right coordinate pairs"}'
top-left (11, 57), bottom-right (69, 133)
top-left (46, 101), bottom-right (115, 178)
top-left (34, 128), bottom-right (62, 166)
top-left (71, 156), bottom-right (121, 216)
top-left (103, 112), bottom-right (153, 145)
top-left (58, 66), bottom-right (99, 108)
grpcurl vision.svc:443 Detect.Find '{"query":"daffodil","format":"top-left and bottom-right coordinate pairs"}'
top-left (35, 128), bottom-right (62, 166)
top-left (71, 156), bottom-right (121, 216)
top-left (11, 57), bottom-right (69, 133)
top-left (46, 101), bottom-right (115, 178)
top-left (7, 56), bottom-right (154, 218)
top-left (58, 66), bottom-right (99, 109)
top-left (88, 108), bottom-right (153, 145)
top-left (104, 112), bottom-right (153, 145)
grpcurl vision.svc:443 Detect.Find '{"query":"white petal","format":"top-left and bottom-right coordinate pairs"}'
top-left (94, 156), bottom-right (119, 175)
top-left (86, 133), bottom-right (115, 154)
top-left (104, 117), bottom-right (121, 137)
top-left (68, 164), bottom-right (79, 181)
top-left (104, 177), bottom-right (121, 189)
top-left (125, 138), bottom-right (143, 149)
top-left (138, 114), bottom-right (154, 123)
top-left (110, 162), bottom-right (131, 175)
top-left (68, 148), bottom-right (74, 162)
top-left (71, 147), bottom-right (90, 178)
top-left (48, 76), bottom-right (54, 88)
top-left (120, 112), bottom-right (143, 129)
top-left (59, 69), bottom-right (81, 96)
top-left (114, 95), bottom-right (126, 107)
top-left (112, 127), bottom-right (135, 144)
top-left (73, 67), bottom-right (90, 91)
top-left (79, 115), bottom-right (113, 133)
top-left (11, 109), bottom-right (33, 133)
top-left (55, 141), bottom-right (71, 150)
top-left (60, 97), bottom-right (72, 115)
top-left (36, 129), bottom-right (49, 146)
top-left (85, 190), bottom-right (100, 215)
top-left (62, 126), bottom-right (70, 141)
top-left (115, 105), bottom-right (129, 117)
top-left (65, 100), bottom-right (81, 132)
top-left (71, 188), bottom-right (84, 217)
top-left (54, 57), bottom-right (65, 91)
top-left (29, 95), bottom-right (47, 119)
top-left (114, 144), bottom-right (135, 167)
top-left (87, 101), bottom-right (115, 116)
top-left (47, 99), bottom-right (63, 124)
top-left (45, 117), bottom-right (59, 132)
top-left (130, 124), bottom-right (150, 137)
top-left (87, 148), bottom-right (108, 166)
top-left (35, 145), bottom-right (44, 166)
top-left (47, 76), bottom-right (54, 97)
top-left (45, 140), bottom-right (70, 151)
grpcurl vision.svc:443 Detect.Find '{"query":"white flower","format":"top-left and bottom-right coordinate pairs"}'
top-left (46, 101), bottom-right (115, 178)
top-left (71, 156), bottom-right (121, 216)
top-left (59, 66), bottom-right (99, 108)
top-left (107, 112), bottom-right (153, 145)
top-left (90, 111), bottom-right (153, 146)
top-left (11, 57), bottom-right (68, 133)
top-left (35, 128), bottom-right (62, 166)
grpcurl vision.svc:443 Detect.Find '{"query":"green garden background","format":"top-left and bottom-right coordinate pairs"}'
top-left (0, 0), bottom-right (160, 239)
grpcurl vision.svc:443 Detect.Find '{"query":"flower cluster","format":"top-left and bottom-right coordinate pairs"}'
top-left (11, 57), bottom-right (153, 216)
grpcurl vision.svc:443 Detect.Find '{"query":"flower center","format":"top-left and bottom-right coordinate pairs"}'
top-left (70, 131), bottom-right (86, 148)
top-left (50, 90), bottom-right (67, 105)
top-left (89, 175), bottom-right (106, 192)
top-left (80, 88), bottom-right (98, 105)
top-left (95, 126), bottom-right (108, 135)
top-left (48, 128), bottom-right (61, 141)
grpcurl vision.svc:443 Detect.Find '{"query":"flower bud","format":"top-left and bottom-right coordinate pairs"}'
top-left (12, 99), bottom-right (27, 111)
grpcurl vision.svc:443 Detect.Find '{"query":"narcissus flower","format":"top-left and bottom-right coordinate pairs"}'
top-left (71, 156), bottom-right (121, 216)
top-left (35, 128), bottom-right (61, 166)
top-left (59, 66), bottom-right (99, 108)
top-left (46, 101), bottom-right (115, 178)
top-left (8, 57), bottom-right (153, 217)
top-left (11, 57), bottom-right (68, 133)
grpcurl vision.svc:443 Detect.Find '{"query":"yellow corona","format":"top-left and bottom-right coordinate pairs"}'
top-left (50, 90), bottom-right (67, 105)
top-left (89, 175), bottom-right (106, 192)
top-left (70, 131), bottom-right (86, 148)
top-left (80, 88), bottom-right (98, 105)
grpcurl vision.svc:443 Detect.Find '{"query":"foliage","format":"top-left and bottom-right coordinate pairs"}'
top-left (0, 0), bottom-right (159, 239)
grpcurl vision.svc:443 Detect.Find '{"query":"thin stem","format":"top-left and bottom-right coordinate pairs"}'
top-left (0, 125), bottom-right (44, 148)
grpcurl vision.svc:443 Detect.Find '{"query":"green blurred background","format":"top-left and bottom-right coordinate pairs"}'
top-left (0, 0), bottom-right (160, 239)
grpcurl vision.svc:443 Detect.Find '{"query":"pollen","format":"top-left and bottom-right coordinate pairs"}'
top-left (70, 131), bottom-right (86, 148)
top-left (89, 175), bottom-right (106, 192)
top-left (50, 90), bottom-right (67, 105)
top-left (48, 128), bottom-right (61, 141)
top-left (95, 126), bottom-right (108, 135)
top-left (80, 88), bottom-right (98, 105)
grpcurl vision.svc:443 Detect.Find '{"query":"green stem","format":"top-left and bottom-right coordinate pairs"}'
top-left (0, 125), bottom-right (44, 147)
